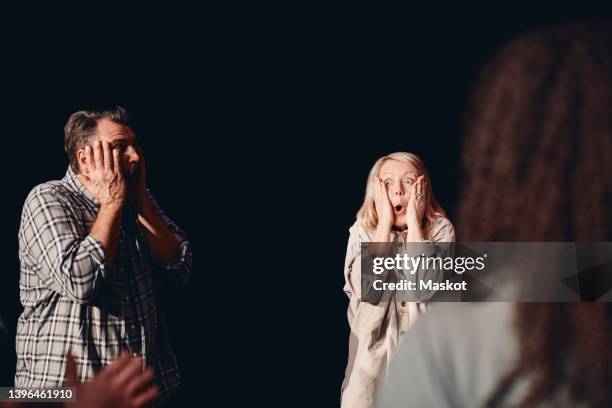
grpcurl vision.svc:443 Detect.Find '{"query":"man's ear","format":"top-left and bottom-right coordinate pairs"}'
top-left (77, 149), bottom-right (88, 175)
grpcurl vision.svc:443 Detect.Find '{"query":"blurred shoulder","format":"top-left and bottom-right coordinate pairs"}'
top-left (396, 302), bottom-right (517, 377)
top-left (417, 302), bottom-right (513, 335)
top-left (381, 303), bottom-right (519, 407)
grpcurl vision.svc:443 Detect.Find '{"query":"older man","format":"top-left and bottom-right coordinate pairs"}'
top-left (15, 107), bottom-right (192, 404)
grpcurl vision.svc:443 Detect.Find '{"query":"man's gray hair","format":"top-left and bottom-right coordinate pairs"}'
top-left (64, 106), bottom-right (129, 173)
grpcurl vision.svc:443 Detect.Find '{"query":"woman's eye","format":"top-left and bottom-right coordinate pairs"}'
top-left (403, 179), bottom-right (414, 185)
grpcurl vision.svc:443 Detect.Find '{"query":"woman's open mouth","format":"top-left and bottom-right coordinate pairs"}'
top-left (394, 204), bottom-right (403, 212)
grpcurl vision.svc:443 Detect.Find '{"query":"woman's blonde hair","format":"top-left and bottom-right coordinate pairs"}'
top-left (356, 152), bottom-right (447, 233)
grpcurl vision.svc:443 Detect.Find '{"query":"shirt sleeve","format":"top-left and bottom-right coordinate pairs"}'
top-left (145, 190), bottom-right (192, 286)
top-left (19, 185), bottom-right (107, 304)
top-left (343, 226), bottom-right (361, 300)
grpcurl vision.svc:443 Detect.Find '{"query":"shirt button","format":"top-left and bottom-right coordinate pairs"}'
top-left (401, 301), bottom-right (407, 307)
top-left (132, 352), bottom-right (139, 358)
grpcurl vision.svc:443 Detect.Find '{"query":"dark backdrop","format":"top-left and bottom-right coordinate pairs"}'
top-left (1, 2), bottom-right (610, 407)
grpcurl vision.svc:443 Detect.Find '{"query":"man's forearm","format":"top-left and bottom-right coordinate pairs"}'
top-left (90, 202), bottom-right (123, 265)
top-left (136, 198), bottom-right (180, 263)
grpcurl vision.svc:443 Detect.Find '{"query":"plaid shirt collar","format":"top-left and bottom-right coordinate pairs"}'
top-left (63, 166), bottom-right (100, 208)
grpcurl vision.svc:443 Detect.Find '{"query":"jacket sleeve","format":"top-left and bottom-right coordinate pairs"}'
top-left (18, 185), bottom-right (107, 304)
top-left (343, 226), bottom-right (361, 300)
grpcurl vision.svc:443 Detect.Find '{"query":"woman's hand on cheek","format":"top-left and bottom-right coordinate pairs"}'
top-left (374, 177), bottom-right (394, 230)
top-left (407, 175), bottom-right (427, 227)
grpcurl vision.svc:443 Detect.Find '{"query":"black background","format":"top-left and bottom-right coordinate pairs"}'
top-left (1, 2), bottom-right (611, 406)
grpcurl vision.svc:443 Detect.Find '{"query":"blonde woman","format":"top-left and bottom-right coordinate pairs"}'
top-left (340, 152), bottom-right (455, 408)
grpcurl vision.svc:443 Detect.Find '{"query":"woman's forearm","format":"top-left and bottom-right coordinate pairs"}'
top-left (373, 225), bottom-right (392, 242)
top-left (407, 221), bottom-right (425, 242)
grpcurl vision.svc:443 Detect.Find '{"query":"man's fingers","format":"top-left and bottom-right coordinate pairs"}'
top-left (85, 146), bottom-right (95, 172)
top-left (131, 386), bottom-right (159, 408)
top-left (125, 366), bottom-right (155, 397)
top-left (112, 147), bottom-right (122, 175)
top-left (93, 141), bottom-right (104, 171)
top-left (100, 351), bottom-right (131, 379)
top-left (113, 357), bottom-right (144, 387)
top-left (102, 142), bottom-right (113, 172)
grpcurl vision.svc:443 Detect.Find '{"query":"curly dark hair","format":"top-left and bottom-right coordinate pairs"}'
top-left (456, 23), bottom-right (612, 407)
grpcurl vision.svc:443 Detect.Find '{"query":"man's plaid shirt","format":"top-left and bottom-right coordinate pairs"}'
top-left (15, 166), bottom-right (192, 403)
